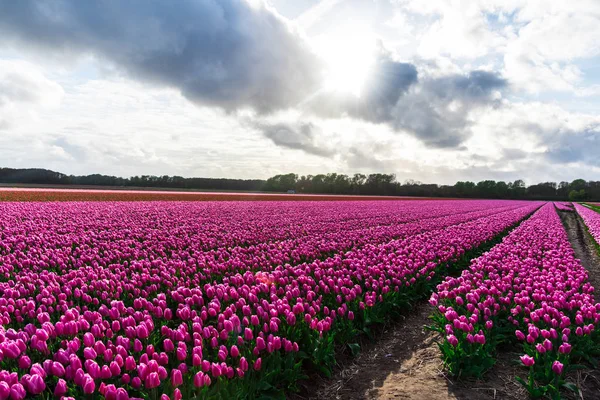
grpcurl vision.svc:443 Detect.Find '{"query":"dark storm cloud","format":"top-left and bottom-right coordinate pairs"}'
top-left (0, 0), bottom-right (322, 113)
top-left (253, 121), bottom-right (335, 157)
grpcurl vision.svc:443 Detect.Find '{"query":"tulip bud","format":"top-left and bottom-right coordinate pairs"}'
top-left (552, 360), bottom-right (564, 375)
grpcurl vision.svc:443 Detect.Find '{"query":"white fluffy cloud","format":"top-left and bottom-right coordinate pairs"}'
top-left (0, 60), bottom-right (63, 129)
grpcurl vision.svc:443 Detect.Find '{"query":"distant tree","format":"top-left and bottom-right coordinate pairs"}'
top-left (509, 180), bottom-right (526, 198)
top-left (568, 189), bottom-right (586, 201)
top-left (570, 179), bottom-right (587, 192)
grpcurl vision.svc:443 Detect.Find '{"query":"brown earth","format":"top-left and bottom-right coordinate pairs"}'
top-left (292, 301), bottom-right (527, 400)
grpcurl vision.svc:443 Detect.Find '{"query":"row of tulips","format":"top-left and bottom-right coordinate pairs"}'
top-left (431, 203), bottom-right (600, 398)
top-left (0, 200), bottom-right (540, 399)
top-left (575, 203), bottom-right (600, 246)
top-left (0, 200), bottom-right (523, 279)
top-left (553, 202), bottom-right (574, 212)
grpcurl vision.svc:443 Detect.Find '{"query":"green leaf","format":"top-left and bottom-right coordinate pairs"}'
top-left (562, 382), bottom-right (581, 394)
top-left (347, 342), bottom-right (361, 356)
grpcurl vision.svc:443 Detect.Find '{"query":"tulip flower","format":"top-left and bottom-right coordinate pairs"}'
top-left (193, 371), bottom-right (205, 388)
top-left (0, 382), bottom-right (9, 400)
top-left (173, 389), bottom-right (182, 400)
top-left (145, 372), bottom-right (160, 389)
top-left (54, 379), bottom-right (68, 397)
top-left (551, 360), bottom-right (564, 375)
top-left (82, 375), bottom-right (96, 394)
top-left (171, 369), bottom-right (183, 387)
top-left (10, 383), bottom-right (26, 400)
top-left (520, 355), bottom-right (535, 367)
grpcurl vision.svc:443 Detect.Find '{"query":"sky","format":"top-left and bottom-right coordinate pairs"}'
top-left (0, 0), bottom-right (599, 185)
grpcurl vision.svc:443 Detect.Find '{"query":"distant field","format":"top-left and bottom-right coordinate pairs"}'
top-left (0, 187), bottom-right (426, 201)
top-left (0, 182), bottom-right (264, 193)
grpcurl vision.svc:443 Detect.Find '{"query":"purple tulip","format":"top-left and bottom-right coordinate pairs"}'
top-left (559, 343), bottom-right (572, 354)
top-left (9, 383), bottom-right (26, 400)
top-left (171, 369), bottom-right (183, 387)
top-left (145, 372), bottom-right (160, 389)
top-left (0, 382), bottom-right (9, 400)
top-left (193, 371), bottom-right (204, 388)
top-left (552, 360), bottom-right (564, 375)
top-left (520, 355), bottom-right (535, 367)
top-left (54, 379), bottom-right (68, 397)
top-left (83, 374), bottom-right (96, 394)
top-left (447, 335), bottom-right (458, 347)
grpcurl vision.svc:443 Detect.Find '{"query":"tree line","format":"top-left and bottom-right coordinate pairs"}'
top-left (1, 168), bottom-right (598, 201)
top-left (264, 173), bottom-right (599, 201)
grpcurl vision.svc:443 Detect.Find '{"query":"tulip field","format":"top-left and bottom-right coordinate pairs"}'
top-left (0, 198), bottom-right (600, 399)
top-left (553, 202), bottom-right (574, 212)
top-left (432, 202), bottom-right (600, 398)
top-left (576, 203), bottom-right (600, 249)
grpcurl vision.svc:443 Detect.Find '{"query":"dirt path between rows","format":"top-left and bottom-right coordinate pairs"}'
top-left (294, 298), bottom-right (527, 400)
top-left (559, 209), bottom-right (600, 292)
top-left (292, 208), bottom-right (600, 400)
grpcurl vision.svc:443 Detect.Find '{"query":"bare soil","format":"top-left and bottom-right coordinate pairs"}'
top-left (292, 300), bottom-right (527, 400)
top-left (559, 210), bottom-right (600, 292)
top-left (291, 208), bottom-right (600, 400)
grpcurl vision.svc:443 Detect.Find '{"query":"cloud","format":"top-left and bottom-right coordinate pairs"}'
top-left (417, 3), bottom-right (506, 60)
top-left (306, 49), bottom-right (418, 121)
top-left (391, 70), bottom-right (506, 148)
top-left (306, 66), bottom-right (505, 148)
top-left (343, 144), bottom-right (391, 171)
top-left (296, 0), bottom-right (346, 29)
top-left (52, 137), bottom-right (88, 162)
top-left (251, 121), bottom-right (335, 157)
top-left (0, 0), bottom-right (322, 113)
top-left (0, 0), bottom-right (513, 153)
top-left (0, 59), bottom-right (63, 128)
top-left (545, 127), bottom-right (600, 167)
top-left (502, 148), bottom-right (528, 160)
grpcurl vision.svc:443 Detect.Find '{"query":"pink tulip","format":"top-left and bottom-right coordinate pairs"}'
top-left (447, 335), bottom-right (458, 347)
top-left (82, 375), bottom-right (96, 394)
top-left (193, 371), bottom-right (204, 388)
top-left (54, 379), bottom-right (68, 396)
top-left (559, 343), bottom-right (572, 354)
top-left (520, 355), bottom-right (535, 367)
top-left (552, 361), bottom-right (564, 375)
top-left (27, 373), bottom-right (46, 395)
top-left (171, 369), bottom-right (183, 387)
top-left (145, 372), bottom-right (160, 389)
top-left (0, 382), bottom-right (9, 400)
top-left (10, 383), bottom-right (26, 400)
top-left (116, 388), bottom-right (130, 400)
